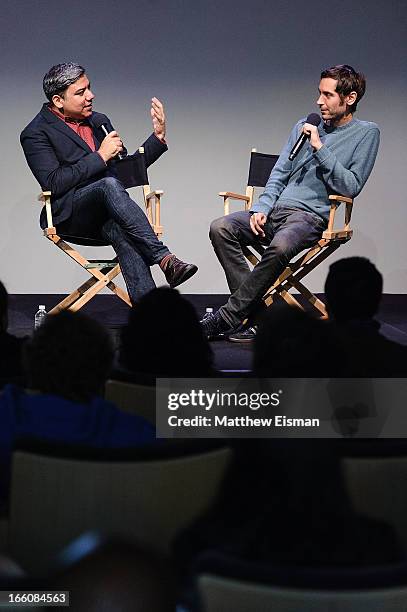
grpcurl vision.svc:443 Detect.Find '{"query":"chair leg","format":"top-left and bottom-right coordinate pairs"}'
top-left (49, 266), bottom-right (132, 313)
top-left (275, 287), bottom-right (305, 310)
top-left (289, 278), bottom-right (328, 317)
top-left (69, 264), bottom-right (133, 311)
top-left (47, 237), bottom-right (133, 312)
top-left (261, 241), bottom-right (343, 317)
top-left (68, 277), bottom-right (113, 311)
top-left (102, 264), bottom-right (132, 307)
top-left (48, 277), bottom-right (100, 314)
top-left (242, 246), bottom-right (260, 267)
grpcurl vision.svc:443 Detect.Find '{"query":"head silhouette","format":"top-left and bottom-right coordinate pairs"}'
top-left (24, 311), bottom-right (114, 402)
top-left (253, 303), bottom-right (346, 377)
top-left (325, 257), bottom-right (383, 322)
top-left (120, 287), bottom-right (214, 378)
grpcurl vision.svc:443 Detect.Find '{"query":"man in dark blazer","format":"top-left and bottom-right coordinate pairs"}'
top-left (20, 62), bottom-right (197, 303)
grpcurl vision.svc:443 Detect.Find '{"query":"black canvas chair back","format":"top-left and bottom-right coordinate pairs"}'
top-left (247, 152), bottom-right (279, 188)
top-left (113, 153), bottom-right (149, 189)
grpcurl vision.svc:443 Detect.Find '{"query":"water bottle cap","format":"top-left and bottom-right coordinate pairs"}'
top-left (39, 305), bottom-right (46, 310)
top-left (206, 307), bottom-right (213, 312)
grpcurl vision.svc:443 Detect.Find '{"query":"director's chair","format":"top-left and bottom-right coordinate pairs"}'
top-left (219, 149), bottom-right (354, 317)
top-left (40, 147), bottom-right (163, 314)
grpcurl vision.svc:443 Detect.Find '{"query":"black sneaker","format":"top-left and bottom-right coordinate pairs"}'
top-left (228, 326), bottom-right (257, 343)
top-left (201, 312), bottom-right (231, 340)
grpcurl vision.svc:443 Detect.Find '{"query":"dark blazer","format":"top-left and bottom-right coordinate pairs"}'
top-left (20, 103), bottom-right (168, 228)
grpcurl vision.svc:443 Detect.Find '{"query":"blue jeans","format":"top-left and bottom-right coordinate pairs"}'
top-left (209, 204), bottom-right (326, 328)
top-left (58, 177), bottom-right (170, 303)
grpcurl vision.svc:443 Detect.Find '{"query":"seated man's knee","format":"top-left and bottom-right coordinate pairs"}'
top-left (98, 176), bottom-right (125, 197)
top-left (101, 219), bottom-right (120, 243)
top-left (269, 239), bottom-right (295, 263)
top-left (209, 216), bottom-right (235, 243)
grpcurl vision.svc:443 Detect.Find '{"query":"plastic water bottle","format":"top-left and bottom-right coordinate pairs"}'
top-left (202, 307), bottom-right (213, 321)
top-left (34, 305), bottom-right (47, 330)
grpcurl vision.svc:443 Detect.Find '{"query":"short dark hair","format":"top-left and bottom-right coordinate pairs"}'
top-left (325, 257), bottom-right (383, 322)
top-left (24, 311), bottom-right (114, 403)
top-left (43, 62), bottom-right (85, 101)
top-left (320, 64), bottom-right (366, 112)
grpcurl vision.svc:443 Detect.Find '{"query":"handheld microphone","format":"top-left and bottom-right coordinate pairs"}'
top-left (288, 113), bottom-right (321, 161)
top-left (100, 123), bottom-right (127, 160)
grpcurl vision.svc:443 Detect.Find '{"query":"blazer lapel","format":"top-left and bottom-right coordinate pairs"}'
top-left (88, 115), bottom-right (104, 148)
top-left (40, 104), bottom-right (94, 154)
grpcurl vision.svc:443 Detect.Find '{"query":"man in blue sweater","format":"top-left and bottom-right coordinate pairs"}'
top-left (204, 64), bottom-right (380, 342)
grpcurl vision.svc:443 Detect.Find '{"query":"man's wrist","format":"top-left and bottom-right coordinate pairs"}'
top-left (154, 133), bottom-right (166, 144)
top-left (97, 150), bottom-right (108, 164)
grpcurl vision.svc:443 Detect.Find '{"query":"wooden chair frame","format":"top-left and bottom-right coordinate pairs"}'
top-left (219, 149), bottom-right (354, 318)
top-left (41, 147), bottom-right (163, 314)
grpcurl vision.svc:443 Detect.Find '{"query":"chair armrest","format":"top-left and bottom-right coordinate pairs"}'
top-left (323, 194), bottom-right (354, 240)
top-left (143, 189), bottom-right (164, 237)
top-left (145, 190), bottom-right (164, 201)
top-left (328, 194), bottom-right (353, 204)
top-left (219, 191), bottom-right (251, 215)
top-left (322, 228), bottom-right (353, 239)
top-left (218, 192), bottom-right (250, 202)
top-left (39, 191), bottom-right (55, 231)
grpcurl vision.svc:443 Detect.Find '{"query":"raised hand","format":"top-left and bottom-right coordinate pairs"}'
top-left (151, 97), bottom-right (166, 142)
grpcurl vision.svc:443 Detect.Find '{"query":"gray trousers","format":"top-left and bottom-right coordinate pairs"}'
top-left (209, 204), bottom-right (326, 328)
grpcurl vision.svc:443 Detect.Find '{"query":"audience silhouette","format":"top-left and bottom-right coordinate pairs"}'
top-left (0, 311), bottom-right (156, 502)
top-left (174, 441), bottom-right (402, 571)
top-left (118, 287), bottom-right (215, 382)
top-left (0, 281), bottom-right (26, 388)
top-left (325, 257), bottom-right (407, 376)
top-left (2, 257), bottom-right (407, 605)
top-left (253, 302), bottom-right (348, 377)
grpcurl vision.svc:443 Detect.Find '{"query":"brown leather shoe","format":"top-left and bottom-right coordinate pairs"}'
top-left (164, 255), bottom-right (198, 288)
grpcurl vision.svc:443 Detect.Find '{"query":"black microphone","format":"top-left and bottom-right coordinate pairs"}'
top-left (100, 123), bottom-right (127, 160)
top-left (288, 113), bottom-right (321, 161)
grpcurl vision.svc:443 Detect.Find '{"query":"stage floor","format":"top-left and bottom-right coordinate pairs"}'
top-left (8, 294), bottom-right (407, 373)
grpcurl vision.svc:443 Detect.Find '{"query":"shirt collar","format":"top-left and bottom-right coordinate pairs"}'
top-left (48, 104), bottom-right (89, 125)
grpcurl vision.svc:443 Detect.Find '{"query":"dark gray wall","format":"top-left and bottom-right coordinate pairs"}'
top-left (2, 0), bottom-right (406, 293)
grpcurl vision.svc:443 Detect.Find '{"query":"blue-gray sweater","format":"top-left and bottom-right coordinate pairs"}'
top-left (251, 117), bottom-right (380, 221)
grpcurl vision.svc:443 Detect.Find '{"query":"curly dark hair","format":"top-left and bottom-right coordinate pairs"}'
top-left (24, 311), bottom-right (114, 403)
top-left (320, 64), bottom-right (366, 112)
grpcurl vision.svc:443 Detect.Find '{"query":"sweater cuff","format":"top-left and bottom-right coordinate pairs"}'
top-left (250, 203), bottom-right (272, 216)
top-left (313, 144), bottom-right (333, 166)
